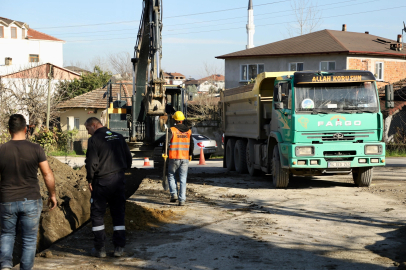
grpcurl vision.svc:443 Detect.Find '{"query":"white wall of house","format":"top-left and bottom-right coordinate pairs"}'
top-left (197, 80), bottom-right (225, 92)
top-left (0, 22), bottom-right (64, 69)
top-left (224, 54), bottom-right (347, 89)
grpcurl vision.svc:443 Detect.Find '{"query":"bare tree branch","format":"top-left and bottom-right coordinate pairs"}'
top-left (287, 0), bottom-right (322, 37)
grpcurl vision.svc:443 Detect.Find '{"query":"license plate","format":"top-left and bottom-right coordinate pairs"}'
top-left (206, 149), bottom-right (216, 153)
top-left (328, 161), bottom-right (351, 168)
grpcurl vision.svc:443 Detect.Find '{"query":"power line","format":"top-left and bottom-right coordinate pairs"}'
top-left (35, 0), bottom-right (289, 30)
top-left (49, 0), bottom-right (367, 37)
top-left (165, 0), bottom-right (381, 33)
top-left (65, 5), bottom-right (406, 43)
top-left (164, 0), bottom-right (290, 19)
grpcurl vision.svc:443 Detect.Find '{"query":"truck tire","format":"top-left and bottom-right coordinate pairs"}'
top-left (246, 142), bottom-right (261, 176)
top-left (234, 140), bottom-right (248, 174)
top-left (352, 167), bottom-right (373, 187)
top-left (226, 139), bottom-right (236, 171)
top-left (272, 146), bottom-right (289, 188)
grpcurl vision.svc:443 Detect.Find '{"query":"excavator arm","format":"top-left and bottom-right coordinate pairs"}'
top-left (131, 0), bottom-right (165, 126)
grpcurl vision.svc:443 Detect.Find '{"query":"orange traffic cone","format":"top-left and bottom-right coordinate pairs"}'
top-left (143, 157), bottom-right (151, 167)
top-left (198, 147), bottom-right (206, 165)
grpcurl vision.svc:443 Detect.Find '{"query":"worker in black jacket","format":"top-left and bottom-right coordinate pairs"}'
top-left (85, 117), bottom-right (132, 258)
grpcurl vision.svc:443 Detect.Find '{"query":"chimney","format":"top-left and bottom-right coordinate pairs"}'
top-left (365, 31), bottom-right (369, 34)
top-left (5, 57), bottom-right (12, 66)
top-left (342, 24), bottom-right (347, 31)
top-left (398, 34), bottom-right (402, 43)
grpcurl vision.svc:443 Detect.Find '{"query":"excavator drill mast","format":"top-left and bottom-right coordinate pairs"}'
top-left (132, 0), bottom-right (165, 123)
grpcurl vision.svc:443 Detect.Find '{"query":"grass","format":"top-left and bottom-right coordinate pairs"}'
top-left (209, 155), bottom-right (224, 159)
top-left (386, 149), bottom-right (406, 157)
top-left (49, 150), bottom-right (86, 157)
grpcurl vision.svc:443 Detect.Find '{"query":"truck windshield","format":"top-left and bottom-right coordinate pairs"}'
top-left (295, 82), bottom-right (378, 113)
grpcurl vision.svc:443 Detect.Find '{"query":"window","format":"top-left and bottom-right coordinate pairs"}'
top-left (320, 61), bottom-right (335, 71)
top-left (289, 62), bottom-right (304, 71)
top-left (29, 54), bottom-right (39, 62)
top-left (0, 26), bottom-right (4, 38)
top-left (67, 117), bottom-right (70, 131)
top-left (11, 27), bottom-right (17, 39)
top-left (22, 28), bottom-right (25, 39)
top-left (375, 62), bottom-right (384, 80)
top-left (74, 118), bottom-right (80, 130)
top-left (240, 64), bottom-right (264, 81)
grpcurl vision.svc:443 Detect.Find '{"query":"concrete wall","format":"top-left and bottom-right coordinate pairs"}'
top-left (224, 54), bottom-right (348, 89)
top-left (0, 22), bottom-right (64, 68)
top-left (60, 108), bottom-right (101, 132)
top-left (192, 120), bottom-right (223, 156)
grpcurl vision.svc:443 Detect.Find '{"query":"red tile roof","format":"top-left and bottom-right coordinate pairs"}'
top-left (216, 29), bottom-right (405, 59)
top-left (0, 17), bottom-right (27, 28)
top-left (57, 83), bottom-right (132, 109)
top-left (199, 74), bottom-right (225, 82)
top-left (27, 28), bottom-right (64, 42)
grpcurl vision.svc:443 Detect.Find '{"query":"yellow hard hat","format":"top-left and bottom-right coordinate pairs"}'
top-left (173, 111), bottom-right (185, 121)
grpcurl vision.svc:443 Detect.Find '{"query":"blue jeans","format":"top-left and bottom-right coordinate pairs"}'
top-left (0, 198), bottom-right (42, 270)
top-left (168, 159), bottom-right (189, 202)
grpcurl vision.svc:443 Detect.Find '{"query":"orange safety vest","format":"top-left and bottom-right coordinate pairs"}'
top-left (169, 127), bottom-right (192, 160)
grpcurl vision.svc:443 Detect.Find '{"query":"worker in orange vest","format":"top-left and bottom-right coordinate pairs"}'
top-left (167, 111), bottom-right (194, 206)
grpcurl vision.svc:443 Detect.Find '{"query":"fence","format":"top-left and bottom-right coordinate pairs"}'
top-left (67, 128), bottom-right (89, 154)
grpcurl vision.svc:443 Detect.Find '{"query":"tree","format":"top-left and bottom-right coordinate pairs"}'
top-left (57, 66), bottom-right (111, 100)
top-left (108, 52), bottom-right (132, 80)
top-left (287, 0), bottom-right (322, 37)
top-left (0, 64), bottom-right (71, 129)
top-left (187, 93), bottom-right (219, 121)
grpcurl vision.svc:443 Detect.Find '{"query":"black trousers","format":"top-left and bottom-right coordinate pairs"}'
top-left (91, 171), bottom-right (126, 249)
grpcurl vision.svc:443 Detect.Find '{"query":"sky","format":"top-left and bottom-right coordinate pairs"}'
top-left (3, 0), bottom-right (406, 79)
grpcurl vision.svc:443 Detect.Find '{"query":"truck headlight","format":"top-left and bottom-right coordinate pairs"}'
top-left (295, 146), bottom-right (314, 156)
top-left (365, 145), bottom-right (382, 155)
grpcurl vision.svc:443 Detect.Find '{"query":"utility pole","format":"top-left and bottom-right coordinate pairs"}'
top-left (46, 64), bottom-right (53, 129)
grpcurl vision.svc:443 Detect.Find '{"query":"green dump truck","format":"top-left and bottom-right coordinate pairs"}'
top-left (220, 70), bottom-right (388, 188)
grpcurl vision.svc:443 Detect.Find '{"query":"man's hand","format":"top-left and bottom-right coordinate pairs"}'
top-left (189, 155), bottom-right (192, 161)
top-left (89, 183), bottom-right (93, 192)
top-left (48, 196), bottom-right (57, 210)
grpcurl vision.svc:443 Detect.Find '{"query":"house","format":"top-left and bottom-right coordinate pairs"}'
top-left (196, 74), bottom-right (225, 93)
top-left (0, 63), bottom-right (80, 125)
top-left (0, 17), bottom-right (65, 70)
top-left (64, 66), bottom-right (91, 76)
top-left (216, 25), bottom-right (406, 89)
top-left (57, 82), bottom-right (133, 148)
top-left (163, 72), bottom-right (186, 85)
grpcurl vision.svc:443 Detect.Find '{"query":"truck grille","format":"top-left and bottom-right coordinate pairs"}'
top-left (302, 132), bottom-right (373, 141)
top-left (324, 151), bottom-right (356, 156)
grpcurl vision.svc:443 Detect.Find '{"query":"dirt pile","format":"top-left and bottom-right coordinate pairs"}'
top-left (10, 156), bottom-right (143, 266)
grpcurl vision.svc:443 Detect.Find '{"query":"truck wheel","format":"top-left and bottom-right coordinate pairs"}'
top-left (352, 167), bottom-right (373, 187)
top-left (272, 146), bottom-right (289, 188)
top-left (246, 142), bottom-right (260, 176)
top-left (234, 140), bottom-right (248, 174)
top-left (226, 139), bottom-right (236, 171)
top-left (204, 153), bottom-right (212, 160)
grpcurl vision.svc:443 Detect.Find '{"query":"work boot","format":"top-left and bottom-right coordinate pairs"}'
top-left (178, 201), bottom-right (185, 206)
top-left (114, 246), bottom-right (124, 257)
top-left (170, 194), bottom-right (178, 202)
top-left (91, 246), bottom-right (106, 258)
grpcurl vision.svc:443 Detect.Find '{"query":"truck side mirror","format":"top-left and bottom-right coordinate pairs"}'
top-left (278, 85), bottom-right (282, 102)
top-left (274, 102), bottom-right (284, 110)
top-left (385, 84), bottom-right (394, 109)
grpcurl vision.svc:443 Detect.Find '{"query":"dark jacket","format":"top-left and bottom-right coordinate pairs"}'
top-left (167, 123), bottom-right (194, 157)
top-left (85, 127), bottom-right (132, 183)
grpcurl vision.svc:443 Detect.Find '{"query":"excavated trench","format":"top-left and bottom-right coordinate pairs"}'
top-left (5, 157), bottom-right (144, 266)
